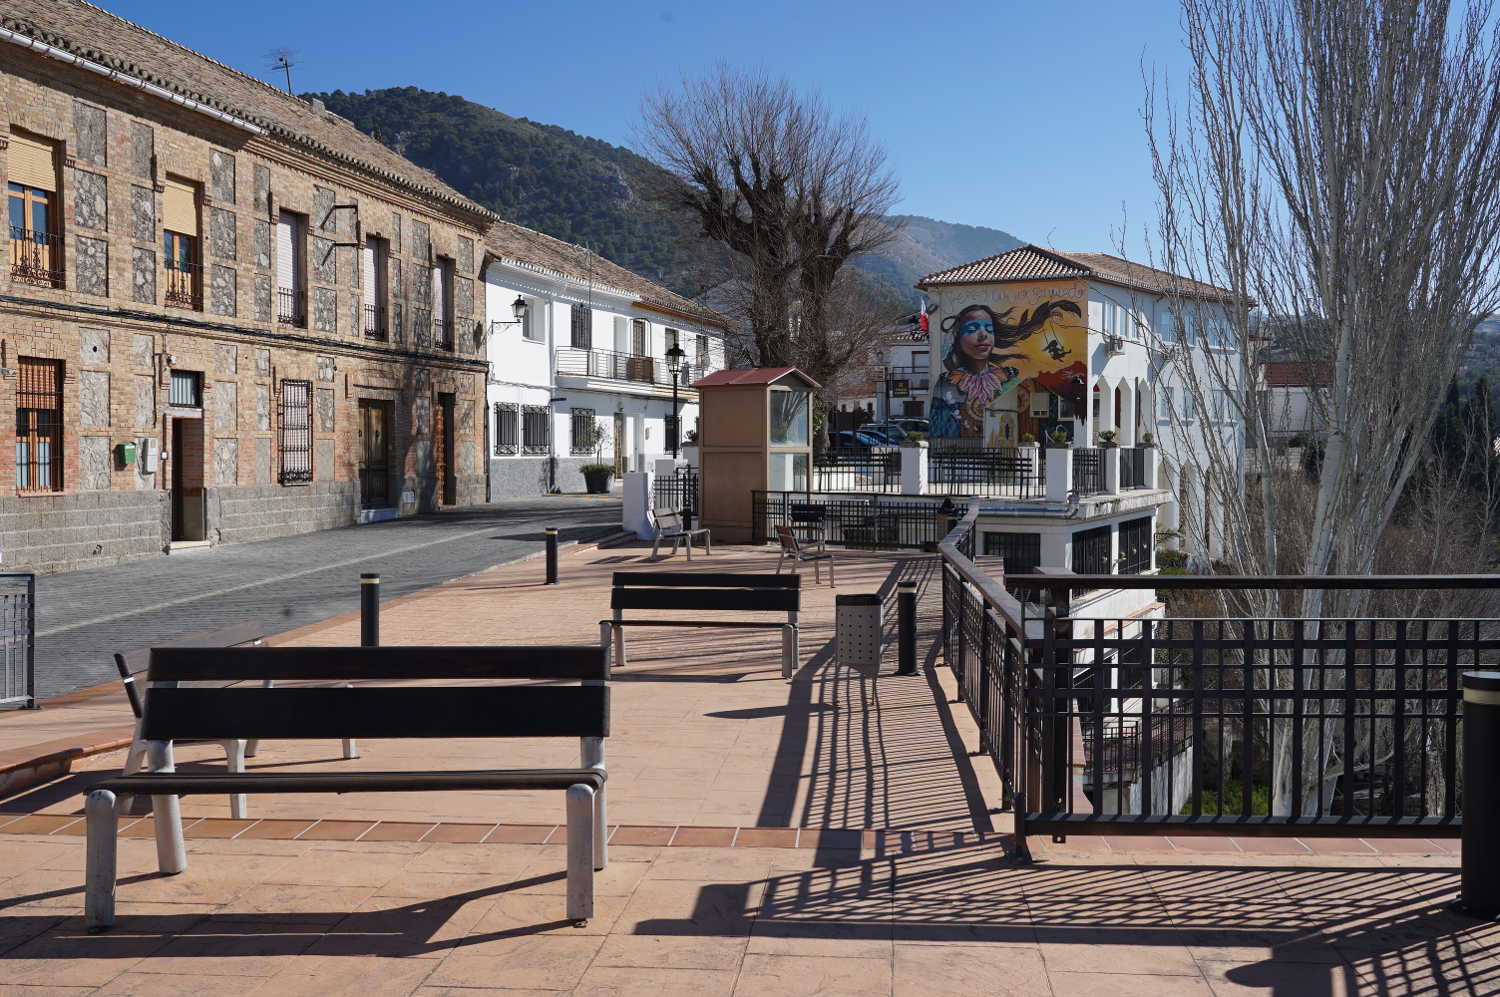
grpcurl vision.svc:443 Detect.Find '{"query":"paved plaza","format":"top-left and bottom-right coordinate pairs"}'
top-left (0, 539), bottom-right (1495, 995)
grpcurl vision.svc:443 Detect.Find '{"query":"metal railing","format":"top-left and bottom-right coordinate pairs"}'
top-left (555, 347), bottom-right (703, 389)
top-left (1120, 447), bottom-right (1149, 489)
top-left (277, 287), bottom-right (306, 327)
top-left (1072, 447), bottom-right (1104, 496)
top-left (653, 466), bottom-right (700, 519)
top-left (433, 317), bottom-right (453, 351)
top-left (8, 228), bottom-right (64, 288)
top-left (930, 447), bottom-right (1045, 499)
top-left (0, 573), bottom-right (36, 710)
top-left (163, 260), bottom-right (202, 309)
top-left (881, 365), bottom-right (931, 392)
top-left (363, 303), bottom-right (387, 340)
top-left (754, 490), bottom-right (965, 550)
top-left (812, 448), bottom-right (901, 493)
top-left (938, 511), bottom-right (1478, 857)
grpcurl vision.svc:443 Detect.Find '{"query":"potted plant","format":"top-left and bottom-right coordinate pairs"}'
top-left (1019, 433), bottom-right (1038, 446)
top-left (1139, 431), bottom-right (1156, 447)
top-left (576, 422), bottom-right (615, 493)
top-left (1048, 426), bottom-right (1073, 448)
top-left (1097, 429), bottom-right (1119, 448)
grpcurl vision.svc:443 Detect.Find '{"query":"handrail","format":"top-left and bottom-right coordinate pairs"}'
top-left (936, 506), bottom-right (1028, 634)
top-left (1004, 573), bottom-right (1500, 591)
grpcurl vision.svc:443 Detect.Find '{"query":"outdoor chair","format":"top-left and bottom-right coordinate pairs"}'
top-left (788, 503), bottom-right (828, 549)
top-left (775, 525), bottom-right (835, 586)
top-left (649, 505), bottom-right (711, 561)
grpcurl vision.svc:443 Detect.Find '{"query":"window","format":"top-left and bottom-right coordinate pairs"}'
top-left (15, 357), bottom-right (62, 492)
top-left (630, 318), bottom-right (648, 356)
top-left (982, 532), bottom-right (1041, 574)
top-left (168, 370), bottom-right (202, 408)
top-left (494, 402), bottom-right (518, 455)
top-left (1119, 517), bottom-right (1152, 574)
top-left (571, 304), bottom-right (592, 348)
top-left (278, 379), bottom-right (313, 484)
top-left (769, 389), bottom-right (809, 446)
top-left (162, 176), bottom-right (201, 309)
top-left (521, 298), bottom-right (543, 343)
top-left (522, 404), bottom-right (550, 453)
top-left (1071, 524), bottom-right (1112, 576)
top-left (276, 211), bottom-right (306, 326)
top-left (432, 257), bottom-right (453, 349)
top-left (570, 407), bottom-right (598, 455)
top-left (8, 130), bottom-right (61, 288)
top-left (696, 333), bottom-right (710, 373)
top-left (361, 236), bottom-right (387, 339)
top-left (1156, 387), bottom-right (1171, 421)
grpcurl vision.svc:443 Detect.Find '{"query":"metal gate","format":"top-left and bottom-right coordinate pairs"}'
top-left (0, 573), bottom-right (36, 709)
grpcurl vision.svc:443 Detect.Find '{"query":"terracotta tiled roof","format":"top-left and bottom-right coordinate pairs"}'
top-left (483, 221), bottom-right (728, 330)
top-left (691, 367), bottom-right (821, 389)
top-left (1, 1), bottom-right (494, 220)
top-left (919, 244), bottom-right (1246, 303)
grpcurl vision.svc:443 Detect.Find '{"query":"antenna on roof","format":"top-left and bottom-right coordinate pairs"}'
top-left (266, 49), bottom-right (297, 92)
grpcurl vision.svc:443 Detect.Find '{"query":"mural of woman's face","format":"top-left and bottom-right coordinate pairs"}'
top-left (956, 311), bottom-right (994, 366)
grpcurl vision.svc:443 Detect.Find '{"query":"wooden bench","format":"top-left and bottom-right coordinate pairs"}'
top-left (112, 623), bottom-right (358, 819)
top-left (83, 641), bottom-right (611, 932)
top-left (606, 572), bottom-right (801, 679)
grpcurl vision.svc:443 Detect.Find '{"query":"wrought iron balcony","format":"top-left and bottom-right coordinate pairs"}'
top-left (277, 287), bottom-right (306, 327)
top-left (9, 227), bottom-right (64, 289)
top-left (163, 259), bottom-right (203, 310)
top-left (433, 317), bottom-right (453, 351)
top-left (555, 346), bottom-right (706, 389)
top-left (363, 303), bottom-right (387, 340)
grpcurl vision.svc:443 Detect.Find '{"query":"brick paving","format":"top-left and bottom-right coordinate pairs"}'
top-left (0, 540), bottom-right (1493, 994)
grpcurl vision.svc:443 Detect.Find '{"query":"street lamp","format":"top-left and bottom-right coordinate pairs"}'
top-left (665, 342), bottom-right (686, 459)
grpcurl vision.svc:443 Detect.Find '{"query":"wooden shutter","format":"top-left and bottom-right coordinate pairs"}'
top-left (7, 132), bottom-right (56, 191)
top-left (163, 177), bottom-right (198, 236)
top-left (361, 241), bottom-right (377, 309)
top-left (276, 213), bottom-right (296, 290)
top-left (613, 315), bottom-right (629, 353)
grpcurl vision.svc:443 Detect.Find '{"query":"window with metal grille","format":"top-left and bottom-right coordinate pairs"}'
top-left (571, 304), bottom-right (591, 348)
top-left (15, 357), bottom-right (62, 492)
top-left (570, 407), bottom-right (597, 455)
top-left (494, 402), bottom-right (519, 455)
top-left (1071, 524), bottom-right (1112, 576)
top-left (168, 370), bottom-right (202, 408)
top-left (278, 379), bottom-right (313, 484)
top-left (1119, 516), bottom-right (1153, 574)
top-left (522, 404), bottom-right (550, 454)
top-left (982, 532), bottom-right (1041, 574)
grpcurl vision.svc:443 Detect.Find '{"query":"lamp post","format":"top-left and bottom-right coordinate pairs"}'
top-left (665, 343), bottom-right (686, 459)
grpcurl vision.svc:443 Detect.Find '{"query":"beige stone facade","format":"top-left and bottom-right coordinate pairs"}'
top-left (0, 4), bottom-right (493, 572)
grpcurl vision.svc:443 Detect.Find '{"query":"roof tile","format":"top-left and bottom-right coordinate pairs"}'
top-left (919, 244), bottom-right (1244, 303)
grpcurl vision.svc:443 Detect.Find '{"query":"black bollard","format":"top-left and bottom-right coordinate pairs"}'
top-left (545, 527), bottom-right (559, 585)
top-left (360, 573), bottom-right (380, 647)
top-left (1456, 671), bottom-right (1500, 919)
top-left (897, 580), bottom-right (918, 676)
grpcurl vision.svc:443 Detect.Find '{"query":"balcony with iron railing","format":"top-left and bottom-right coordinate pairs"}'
top-left (9, 228), bottom-right (64, 289)
top-left (433, 316), bottom-right (453, 351)
top-left (163, 259), bottom-right (203, 310)
top-left (881, 365), bottom-right (932, 393)
top-left (555, 346), bottom-right (710, 391)
top-left (363, 303), bottom-right (387, 341)
top-left (277, 287), bottom-right (306, 328)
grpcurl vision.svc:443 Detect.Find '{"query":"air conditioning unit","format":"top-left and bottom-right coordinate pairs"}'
top-left (1105, 334), bottom-right (1125, 356)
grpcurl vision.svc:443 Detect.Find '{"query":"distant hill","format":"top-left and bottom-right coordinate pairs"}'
top-left (309, 87), bottom-right (1023, 302)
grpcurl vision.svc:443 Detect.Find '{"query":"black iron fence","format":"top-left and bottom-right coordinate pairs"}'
top-left (938, 508), bottom-right (1479, 857)
top-left (754, 491), bottom-right (965, 550)
top-left (930, 447), bottom-right (1045, 499)
top-left (812, 448), bottom-right (901, 493)
top-left (0, 573), bottom-right (36, 710)
top-left (1120, 447), bottom-right (1149, 489)
top-left (653, 466), bottom-right (700, 518)
top-left (1072, 447), bottom-right (1104, 496)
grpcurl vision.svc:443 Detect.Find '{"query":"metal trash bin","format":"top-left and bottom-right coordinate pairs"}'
top-left (836, 593), bottom-right (883, 678)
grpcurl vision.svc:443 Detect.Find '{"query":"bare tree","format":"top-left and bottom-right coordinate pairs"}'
top-left (638, 66), bottom-right (901, 370)
top-left (1144, 0), bottom-right (1500, 813)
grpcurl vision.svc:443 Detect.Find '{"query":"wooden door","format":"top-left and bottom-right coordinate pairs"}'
top-left (613, 412), bottom-right (627, 476)
top-left (435, 393), bottom-right (456, 506)
top-left (358, 400), bottom-right (391, 509)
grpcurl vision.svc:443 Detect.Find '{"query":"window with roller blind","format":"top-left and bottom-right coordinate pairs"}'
top-left (276, 210), bottom-right (306, 327)
top-left (432, 257), bottom-right (453, 350)
top-left (7, 130), bottom-right (63, 288)
top-left (162, 176), bottom-right (201, 309)
top-left (361, 236), bottom-right (387, 339)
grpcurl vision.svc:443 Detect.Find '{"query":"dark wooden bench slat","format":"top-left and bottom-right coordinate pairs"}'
top-left (604, 620), bottom-right (790, 629)
top-left (92, 768), bottom-right (606, 796)
top-left (612, 572), bottom-right (801, 590)
top-left (611, 588), bottom-right (800, 612)
top-left (148, 645), bottom-right (607, 683)
top-left (141, 686), bottom-right (609, 741)
top-left (116, 622), bottom-right (267, 677)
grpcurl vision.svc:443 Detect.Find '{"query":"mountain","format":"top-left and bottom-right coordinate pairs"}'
top-left (308, 87), bottom-right (1023, 301)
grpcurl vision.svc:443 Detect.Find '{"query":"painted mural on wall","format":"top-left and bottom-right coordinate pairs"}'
top-left (929, 280), bottom-right (1088, 442)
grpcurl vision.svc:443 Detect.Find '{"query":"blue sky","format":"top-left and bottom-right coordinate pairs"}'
top-left (106, 0), bottom-right (1190, 255)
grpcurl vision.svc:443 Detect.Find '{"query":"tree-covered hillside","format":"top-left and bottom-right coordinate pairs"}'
top-left (308, 87), bottom-right (1024, 300)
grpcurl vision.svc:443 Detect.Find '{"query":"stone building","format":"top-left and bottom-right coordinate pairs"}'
top-left (0, 2), bottom-right (493, 573)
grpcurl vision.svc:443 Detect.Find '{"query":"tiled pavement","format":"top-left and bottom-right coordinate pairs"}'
top-left (0, 541), bottom-right (1494, 994)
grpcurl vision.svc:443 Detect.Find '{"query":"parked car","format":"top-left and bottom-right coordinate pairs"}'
top-left (894, 418), bottom-right (929, 436)
top-left (863, 422), bottom-right (910, 443)
top-left (830, 429), bottom-right (893, 452)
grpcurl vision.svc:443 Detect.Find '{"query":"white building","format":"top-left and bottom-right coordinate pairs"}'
top-left (481, 222), bottom-right (728, 496)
